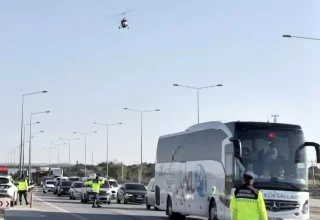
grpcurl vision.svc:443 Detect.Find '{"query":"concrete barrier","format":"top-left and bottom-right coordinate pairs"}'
top-left (29, 193), bottom-right (33, 208)
top-left (0, 208), bottom-right (5, 220)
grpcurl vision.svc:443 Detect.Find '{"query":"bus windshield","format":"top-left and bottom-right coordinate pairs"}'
top-left (234, 125), bottom-right (308, 191)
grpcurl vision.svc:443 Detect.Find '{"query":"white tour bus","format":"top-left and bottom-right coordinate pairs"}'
top-left (154, 121), bottom-right (320, 220)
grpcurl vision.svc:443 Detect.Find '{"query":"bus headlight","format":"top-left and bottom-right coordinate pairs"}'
top-left (301, 200), bottom-right (308, 214)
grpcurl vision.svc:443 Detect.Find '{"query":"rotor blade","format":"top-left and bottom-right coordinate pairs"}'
top-left (120, 6), bottom-right (138, 16)
top-left (105, 5), bottom-right (138, 21)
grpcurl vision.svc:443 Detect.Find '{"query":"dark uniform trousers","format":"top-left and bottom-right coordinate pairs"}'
top-left (18, 190), bottom-right (28, 203)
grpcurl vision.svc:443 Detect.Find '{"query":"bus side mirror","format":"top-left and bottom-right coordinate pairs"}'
top-left (229, 138), bottom-right (243, 162)
top-left (296, 142), bottom-right (320, 163)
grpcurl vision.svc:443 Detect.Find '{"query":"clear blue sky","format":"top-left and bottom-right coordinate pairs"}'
top-left (0, 1), bottom-right (319, 165)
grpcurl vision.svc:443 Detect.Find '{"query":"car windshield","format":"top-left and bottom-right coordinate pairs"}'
top-left (234, 125), bottom-right (308, 191)
top-left (69, 177), bottom-right (80, 181)
top-left (101, 181), bottom-right (110, 188)
top-left (74, 183), bottom-right (84, 188)
top-left (126, 184), bottom-right (146, 191)
top-left (61, 181), bottom-right (72, 186)
top-left (0, 178), bottom-right (9, 184)
top-left (46, 181), bottom-right (56, 185)
top-left (109, 181), bottom-right (118, 187)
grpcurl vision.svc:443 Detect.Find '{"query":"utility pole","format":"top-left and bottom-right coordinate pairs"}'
top-left (271, 114), bottom-right (279, 123)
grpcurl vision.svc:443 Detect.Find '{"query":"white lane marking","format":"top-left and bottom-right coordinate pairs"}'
top-left (34, 195), bottom-right (89, 220)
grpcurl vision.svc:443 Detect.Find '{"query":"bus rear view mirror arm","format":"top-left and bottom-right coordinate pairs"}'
top-left (295, 142), bottom-right (320, 164)
top-left (229, 137), bottom-right (243, 163)
top-left (172, 150), bottom-right (176, 161)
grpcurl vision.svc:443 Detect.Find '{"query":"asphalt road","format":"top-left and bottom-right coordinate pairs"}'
top-left (3, 187), bottom-right (320, 220)
top-left (4, 187), bottom-right (168, 220)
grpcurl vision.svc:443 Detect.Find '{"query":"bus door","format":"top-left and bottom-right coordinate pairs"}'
top-left (224, 143), bottom-right (234, 217)
top-left (179, 161), bottom-right (186, 214)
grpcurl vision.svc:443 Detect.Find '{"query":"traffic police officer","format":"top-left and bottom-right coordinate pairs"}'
top-left (17, 174), bottom-right (29, 205)
top-left (230, 171), bottom-right (268, 220)
top-left (85, 175), bottom-right (105, 208)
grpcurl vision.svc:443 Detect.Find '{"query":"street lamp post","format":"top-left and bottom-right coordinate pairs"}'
top-left (59, 138), bottom-right (79, 173)
top-left (173, 83), bottom-right (223, 124)
top-left (43, 146), bottom-right (56, 169)
top-left (6, 152), bottom-right (8, 166)
top-left (19, 91), bottom-right (47, 176)
top-left (28, 111), bottom-right (50, 184)
top-left (13, 146), bottom-right (18, 173)
top-left (93, 121), bottom-right (122, 178)
top-left (92, 151), bottom-right (94, 165)
top-left (10, 150), bottom-right (14, 173)
top-left (74, 131), bottom-right (97, 177)
top-left (13, 145), bottom-right (23, 173)
top-left (283, 34), bottom-right (320, 41)
top-left (123, 108), bottom-right (160, 184)
top-left (22, 122), bottom-right (40, 171)
top-left (51, 143), bottom-right (66, 168)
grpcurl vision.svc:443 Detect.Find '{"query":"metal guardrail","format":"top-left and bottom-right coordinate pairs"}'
top-left (310, 190), bottom-right (320, 199)
top-left (311, 207), bottom-right (320, 214)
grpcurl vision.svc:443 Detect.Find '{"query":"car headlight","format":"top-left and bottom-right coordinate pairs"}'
top-left (125, 193), bottom-right (133, 196)
top-left (302, 200), bottom-right (308, 214)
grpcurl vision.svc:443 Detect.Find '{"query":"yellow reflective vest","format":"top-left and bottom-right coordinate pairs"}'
top-left (85, 179), bottom-right (105, 193)
top-left (17, 178), bottom-right (28, 191)
top-left (230, 185), bottom-right (268, 220)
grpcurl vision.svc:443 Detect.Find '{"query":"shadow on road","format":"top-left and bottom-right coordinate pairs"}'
top-left (5, 210), bottom-right (168, 220)
top-left (99, 206), bottom-right (159, 211)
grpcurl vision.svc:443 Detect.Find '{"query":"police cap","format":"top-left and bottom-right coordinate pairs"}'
top-left (243, 171), bottom-right (255, 180)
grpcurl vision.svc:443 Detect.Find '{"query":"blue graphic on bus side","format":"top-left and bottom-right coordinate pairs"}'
top-left (195, 164), bottom-right (207, 197)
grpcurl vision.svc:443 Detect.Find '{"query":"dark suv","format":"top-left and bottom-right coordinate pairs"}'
top-left (57, 181), bottom-right (72, 196)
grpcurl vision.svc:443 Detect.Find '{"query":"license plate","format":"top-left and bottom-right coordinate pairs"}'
top-left (0, 186), bottom-right (4, 190)
top-left (137, 195), bottom-right (142, 198)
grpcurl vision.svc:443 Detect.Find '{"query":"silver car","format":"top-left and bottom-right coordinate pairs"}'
top-left (69, 181), bottom-right (84, 200)
top-left (145, 178), bottom-right (159, 210)
top-left (43, 180), bottom-right (56, 193)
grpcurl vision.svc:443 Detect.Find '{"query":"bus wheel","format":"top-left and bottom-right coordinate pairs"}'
top-left (209, 199), bottom-right (218, 220)
top-left (166, 197), bottom-right (173, 217)
top-left (167, 197), bottom-right (185, 219)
